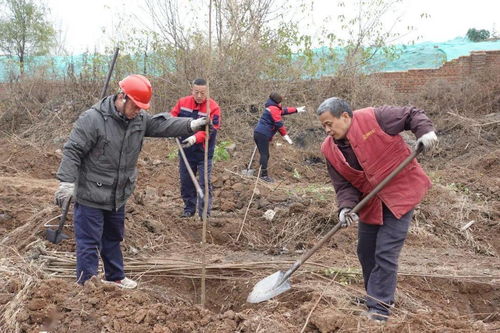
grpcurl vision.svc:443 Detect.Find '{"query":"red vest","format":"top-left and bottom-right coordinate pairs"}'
top-left (321, 107), bottom-right (431, 225)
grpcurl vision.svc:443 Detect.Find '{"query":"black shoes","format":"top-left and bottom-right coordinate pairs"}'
top-left (181, 211), bottom-right (195, 218)
top-left (360, 310), bottom-right (388, 323)
top-left (259, 175), bottom-right (275, 183)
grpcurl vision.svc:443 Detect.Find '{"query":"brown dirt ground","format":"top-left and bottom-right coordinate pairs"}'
top-left (0, 116), bottom-right (499, 332)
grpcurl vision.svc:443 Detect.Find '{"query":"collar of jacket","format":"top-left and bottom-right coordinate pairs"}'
top-left (264, 98), bottom-right (281, 108)
top-left (92, 95), bottom-right (142, 124)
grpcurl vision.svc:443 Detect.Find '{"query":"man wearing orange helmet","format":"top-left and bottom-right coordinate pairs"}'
top-left (54, 74), bottom-right (209, 288)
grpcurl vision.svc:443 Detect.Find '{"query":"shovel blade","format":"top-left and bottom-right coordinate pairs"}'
top-left (247, 270), bottom-right (291, 303)
top-left (241, 169), bottom-right (255, 176)
top-left (46, 229), bottom-right (69, 244)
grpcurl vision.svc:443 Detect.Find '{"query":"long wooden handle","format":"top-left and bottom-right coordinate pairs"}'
top-left (247, 146), bottom-right (257, 171)
top-left (175, 138), bottom-right (204, 200)
top-left (282, 145), bottom-right (423, 280)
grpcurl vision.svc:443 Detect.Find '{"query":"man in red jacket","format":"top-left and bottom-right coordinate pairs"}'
top-left (317, 97), bottom-right (438, 323)
top-left (170, 79), bottom-right (221, 218)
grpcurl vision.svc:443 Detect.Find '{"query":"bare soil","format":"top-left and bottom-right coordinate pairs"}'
top-left (0, 114), bottom-right (499, 332)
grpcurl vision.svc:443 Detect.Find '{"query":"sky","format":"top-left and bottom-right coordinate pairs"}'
top-left (44, 0), bottom-right (500, 54)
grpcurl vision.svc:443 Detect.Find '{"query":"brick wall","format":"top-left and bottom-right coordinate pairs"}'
top-left (373, 50), bottom-right (500, 94)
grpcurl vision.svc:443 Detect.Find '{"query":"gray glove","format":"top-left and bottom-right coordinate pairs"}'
top-left (181, 135), bottom-right (197, 148)
top-left (339, 208), bottom-right (359, 228)
top-left (190, 117), bottom-right (210, 132)
top-left (416, 131), bottom-right (438, 152)
top-left (297, 106), bottom-right (306, 113)
top-left (54, 182), bottom-right (74, 208)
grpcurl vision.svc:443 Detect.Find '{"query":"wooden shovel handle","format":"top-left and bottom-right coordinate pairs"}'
top-left (175, 138), bottom-right (204, 200)
top-left (283, 145), bottom-right (423, 280)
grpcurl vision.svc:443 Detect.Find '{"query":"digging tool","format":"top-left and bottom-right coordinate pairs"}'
top-left (175, 138), bottom-right (204, 200)
top-left (241, 145), bottom-right (257, 176)
top-left (46, 196), bottom-right (72, 244)
top-left (46, 48), bottom-right (119, 244)
top-left (100, 47), bottom-right (120, 98)
top-left (247, 145), bottom-right (424, 303)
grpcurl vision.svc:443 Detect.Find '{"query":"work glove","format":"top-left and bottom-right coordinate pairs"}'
top-left (415, 131), bottom-right (438, 153)
top-left (181, 135), bottom-right (197, 148)
top-left (297, 106), bottom-right (306, 113)
top-left (283, 135), bottom-right (293, 145)
top-left (190, 117), bottom-right (211, 132)
top-left (54, 182), bottom-right (74, 208)
top-left (339, 208), bottom-right (359, 228)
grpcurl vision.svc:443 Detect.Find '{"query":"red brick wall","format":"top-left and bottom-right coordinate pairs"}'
top-left (373, 50), bottom-right (500, 94)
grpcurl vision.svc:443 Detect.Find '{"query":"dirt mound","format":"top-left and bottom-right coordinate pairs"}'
top-left (1, 84), bottom-right (499, 331)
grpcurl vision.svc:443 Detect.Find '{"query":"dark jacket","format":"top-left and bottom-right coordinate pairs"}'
top-left (254, 98), bottom-right (297, 139)
top-left (56, 95), bottom-right (194, 210)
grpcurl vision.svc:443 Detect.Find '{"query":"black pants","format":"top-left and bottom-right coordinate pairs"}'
top-left (253, 132), bottom-right (270, 177)
top-left (357, 205), bottom-right (413, 316)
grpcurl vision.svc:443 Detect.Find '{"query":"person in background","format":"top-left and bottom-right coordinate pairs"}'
top-left (316, 97), bottom-right (438, 323)
top-left (170, 78), bottom-right (221, 218)
top-left (253, 92), bottom-right (306, 182)
top-left (54, 74), bottom-right (208, 288)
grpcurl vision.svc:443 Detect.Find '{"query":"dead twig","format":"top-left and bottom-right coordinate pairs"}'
top-left (236, 166), bottom-right (261, 242)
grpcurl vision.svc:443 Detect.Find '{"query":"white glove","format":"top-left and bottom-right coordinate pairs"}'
top-left (339, 208), bottom-right (359, 228)
top-left (297, 106), bottom-right (306, 113)
top-left (190, 117), bottom-right (210, 132)
top-left (283, 135), bottom-right (293, 145)
top-left (54, 182), bottom-right (74, 208)
top-left (181, 135), bottom-right (197, 148)
top-left (416, 131), bottom-right (438, 152)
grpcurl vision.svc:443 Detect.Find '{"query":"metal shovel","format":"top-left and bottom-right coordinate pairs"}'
top-left (241, 145), bottom-right (257, 176)
top-left (175, 138), bottom-right (204, 200)
top-left (247, 145), bottom-right (423, 303)
top-left (46, 196), bottom-right (72, 244)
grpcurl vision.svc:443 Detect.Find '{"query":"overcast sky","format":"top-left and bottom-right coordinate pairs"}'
top-left (45, 0), bottom-right (500, 54)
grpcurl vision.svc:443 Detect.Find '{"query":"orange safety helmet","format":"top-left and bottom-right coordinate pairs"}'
top-left (118, 74), bottom-right (152, 110)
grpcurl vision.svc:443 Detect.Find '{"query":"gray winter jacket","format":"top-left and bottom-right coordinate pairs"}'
top-left (56, 95), bottom-right (194, 210)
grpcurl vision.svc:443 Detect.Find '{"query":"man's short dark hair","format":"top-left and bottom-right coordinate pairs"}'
top-left (269, 92), bottom-right (283, 104)
top-left (316, 97), bottom-right (352, 118)
top-left (192, 78), bottom-right (207, 86)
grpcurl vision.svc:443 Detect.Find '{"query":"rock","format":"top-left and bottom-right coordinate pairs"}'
top-left (269, 194), bottom-right (289, 203)
top-left (27, 298), bottom-right (45, 311)
top-left (144, 186), bottom-right (159, 203)
top-left (143, 219), bottom-right (163, 233)
top-left (221, 201), bottom-right (236, 212)
top-left (263, 209), bottom-right (276, 221)
top-left (232, 183), bottom-right (245, 192)
top-left (135, 309), bottom-right (148, 324)
top-left (289, 202), bottom-right (305, 214)
top-left (0, 294), bottom-right (11, 305)
top-left (152, 159), bottom-right (162, 166)
top-left (225, 143), bottom-right (237, 153)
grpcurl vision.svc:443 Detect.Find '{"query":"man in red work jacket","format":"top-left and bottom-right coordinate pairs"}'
top-left (317, 97), bottom-right (438, 323)
top-left (170, 78), bottom-right (221, 218)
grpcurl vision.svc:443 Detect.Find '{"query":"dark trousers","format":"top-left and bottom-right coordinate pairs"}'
top-left (254, 131), bottom-right (270, 177)
top-left (179, 157), bottom-right (213, 217)
top-left (74, 203), bottom-right (125, 284)
top-left (357, 205), bottom-right (413, 315)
